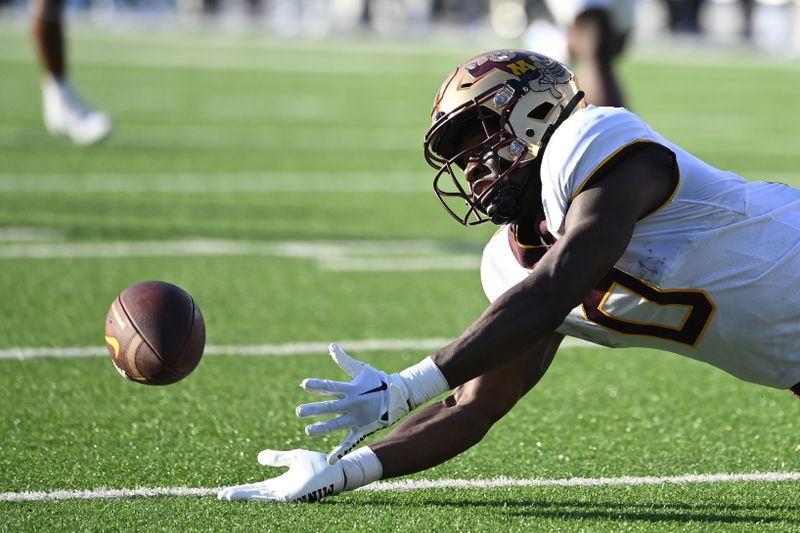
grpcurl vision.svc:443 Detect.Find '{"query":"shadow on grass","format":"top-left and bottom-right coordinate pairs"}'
top-left (342, 496), bottom-right (798, 525)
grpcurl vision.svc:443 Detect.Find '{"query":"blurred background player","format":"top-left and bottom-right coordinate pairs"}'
top-left (539, 0), bottom-right (636, 107)
top-left (30, 0), bottom-right (112, 145)
top-left (662, 0), bottom-right (705, 34)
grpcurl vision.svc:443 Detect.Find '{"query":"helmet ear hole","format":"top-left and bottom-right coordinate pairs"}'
top-left (527, 102), bottom-right (555, 120)
top-left (525, 128), bottom-right (535, 137)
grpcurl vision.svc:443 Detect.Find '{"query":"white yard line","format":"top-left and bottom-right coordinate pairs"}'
top-left (0, 172), bottom-right (427, 193)
top-left (0, 337), bottom-right (595, 360)
top-left (320, 256), bottom-right (481, 271)
top-left (0, 487), bottom-right (218, 502)
top-left (365, 472), bottom-right (800, 490)
top-left (2, 472), bottom-right (799, 502)
top-left (0, 238), bottom-right (485, 272)
top-left (0, 227), bottom-right (65, 242)
top-left (0, 239), bottom-right (466, 259)
top-left (0, 50), bottom-right (441, 75)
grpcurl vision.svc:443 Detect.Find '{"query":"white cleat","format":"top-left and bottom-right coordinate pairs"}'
top-left (42, 77), bottom-right (113, 146)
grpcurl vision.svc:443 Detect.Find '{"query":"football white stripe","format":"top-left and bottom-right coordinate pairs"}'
top-left (0, 337), bottom-right (596, 360)
top-left (2, 472), bottom-right (798, 502)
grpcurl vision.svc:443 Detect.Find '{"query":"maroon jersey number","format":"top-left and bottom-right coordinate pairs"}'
top-left (581, 268), bottom-right (715, 347)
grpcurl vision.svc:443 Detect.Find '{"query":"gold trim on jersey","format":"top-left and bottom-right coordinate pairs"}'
top-left (638, 143), bottom-right (681, 221)
top-left (568, 140), bottom-right (681, 220)
top-left (570, 139), bottom-right (653, 201)
top-left (513, 224), bottom-right (547, 249)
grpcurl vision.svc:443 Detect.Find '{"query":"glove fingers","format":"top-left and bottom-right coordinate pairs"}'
top-left (217, 481), bottom-right (284, 502)
top-left (327, 430), bottom-right (363, 464)
top-left (329, 343), bottom-right (364, 378)
top-left (304, 414), bottom-right (355, 437)
top-left (295, 398), bottom-right (353, 418)
top-left (300, 378), bottom-right (350, 397)
top-left (257, 449), bottom-right (294, 468)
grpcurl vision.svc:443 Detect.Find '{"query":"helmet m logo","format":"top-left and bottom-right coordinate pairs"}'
top-left (464, 52), bottom-right (571, 100)
top-left (465, 51), bottom-right (535, 79)
top-left (506, 60), bottom-right (536, 76)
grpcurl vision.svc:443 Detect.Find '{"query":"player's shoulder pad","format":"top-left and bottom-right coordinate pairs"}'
top-left (539, 106), bottom-right (660, 235)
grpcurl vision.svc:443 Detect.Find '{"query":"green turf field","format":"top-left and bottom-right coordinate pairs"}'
top-left (1, 24), bottom-right (800, 531)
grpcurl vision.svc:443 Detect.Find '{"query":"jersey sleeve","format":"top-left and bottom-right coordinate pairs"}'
top-left (539, 106), bottom-right (663, 237)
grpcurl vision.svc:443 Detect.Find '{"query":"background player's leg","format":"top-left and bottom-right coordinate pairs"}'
top-left (30, 0), bottom-right (112, 145)
top-left (31, 0), bottom-right (66, 77)
top-left (567, 8), bottom-right (626, 108)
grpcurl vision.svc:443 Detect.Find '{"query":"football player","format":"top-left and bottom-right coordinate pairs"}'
top-left (219, 49), bottom-right (800, 502)
top-left (542, 0), bottom-right (635, 106)
top-left (31, 0), bottom-right (112, 145)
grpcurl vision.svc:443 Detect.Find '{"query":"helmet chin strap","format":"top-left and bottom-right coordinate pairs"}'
top-left (483, 90), bottom-right (585, 225)
top-left (484, 169), bottom-right (530, 225)
top-left (539, 90), bottom-right (585, 148)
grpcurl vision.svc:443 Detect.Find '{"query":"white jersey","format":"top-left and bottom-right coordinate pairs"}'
top-left (481, 105), bottom-right (800, 389)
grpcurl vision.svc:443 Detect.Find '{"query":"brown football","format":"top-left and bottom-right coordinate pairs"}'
top-left (104, 281), bottom-right (205, 385)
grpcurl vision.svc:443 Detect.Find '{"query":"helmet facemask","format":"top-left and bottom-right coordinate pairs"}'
top-left (424, 83), bottom-right (536, 226)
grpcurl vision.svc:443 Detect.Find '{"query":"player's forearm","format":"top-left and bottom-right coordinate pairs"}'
top-left (394, 278), bottom-right (567, 408)
top-left (370, 396), bottom-right (491, 479)
top-left (432, 278), bottom-right (568, 387)
top-left (432, 218), bottom-right (627, 388)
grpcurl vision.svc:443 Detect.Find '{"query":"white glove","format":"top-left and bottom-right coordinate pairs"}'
top-left (296, 343), bottom-right (411, 464)
top-left (217, 449), bottom-right (344, 502)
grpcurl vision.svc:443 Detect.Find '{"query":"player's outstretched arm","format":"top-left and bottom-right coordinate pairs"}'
top-left (298, 144), bottom-right (676, 463)
top-left (219, 335), bottom-right (560, 502)
top-left (373, 333), bottom-right (561, 478)
top-left (431, 143), bottom-right (677, 386)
